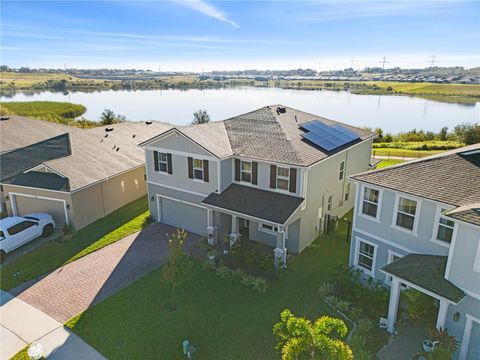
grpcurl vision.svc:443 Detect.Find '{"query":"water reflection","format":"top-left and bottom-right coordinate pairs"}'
top-left (1, 87), bottom-right (478, 133)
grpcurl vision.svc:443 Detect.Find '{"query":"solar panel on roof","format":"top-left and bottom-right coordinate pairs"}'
top-left (299, 120), bottom-right (360, 152)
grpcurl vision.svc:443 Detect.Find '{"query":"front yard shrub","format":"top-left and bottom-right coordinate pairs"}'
top-left (201, 260), bottom-right (269, 294)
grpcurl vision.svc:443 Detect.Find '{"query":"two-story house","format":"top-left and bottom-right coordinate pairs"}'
top-left (140, 105), bottom-right (375, 263)
top-left (349, 144), bottom-right (480, 359)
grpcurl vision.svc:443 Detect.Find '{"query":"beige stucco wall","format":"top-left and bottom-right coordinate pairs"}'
top-left (2, 166), bottom-right (147, 230)
top-left (71, 166), bottom-right (147, 229)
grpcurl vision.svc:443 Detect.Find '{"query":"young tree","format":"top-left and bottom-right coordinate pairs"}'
top-left (273, 309), bottom-right (353, 360)
top-left (163, 229), bottom-right (193, 310)
top-left (100, 109), bottom-right (116, 125)
top-left (454, 123), bottom-right (480, 145)
top-left (192, 109), bottom-right (210, 125)
top-left (439, 126), bottom-right (448, 141)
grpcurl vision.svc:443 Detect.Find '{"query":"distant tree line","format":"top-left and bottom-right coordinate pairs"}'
top-left (370, 122), bottom-right (480, 145)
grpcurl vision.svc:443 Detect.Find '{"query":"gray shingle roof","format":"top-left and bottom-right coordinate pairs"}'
top-left (0, 115), bottom-right (78, 154)
top-left (351, 144), bottom-right (480, 207)
top-left (444, 203), bottom-right (480, 226)
top-left (381, 254), bottom-right (465, 303)
top-left (0, 134), bottom-right (72, 181)
top-left (202, 184), bottom-right (304, 224)
top-left (148, 105), bottom-right (375, 166)
top-left (3, 172), bottom-right (70, 192)
top-left (1, 117), bottom-right (173, 191)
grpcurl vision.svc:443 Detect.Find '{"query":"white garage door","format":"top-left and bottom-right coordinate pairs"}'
top-left (14, 194), bottom-right (68, 227)
top-left (158, 197), bottom-right (207, 235)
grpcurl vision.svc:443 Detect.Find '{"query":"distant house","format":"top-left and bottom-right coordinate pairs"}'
top-left (0, 116), bottom-right (171, 229)
top-left (349, 145), bottom-right (480, 359)
top-left (140, 105), bottom-right (375, 263)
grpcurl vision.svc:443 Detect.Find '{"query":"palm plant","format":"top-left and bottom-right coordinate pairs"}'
top-left (273, 309), bottom-right (353, 360)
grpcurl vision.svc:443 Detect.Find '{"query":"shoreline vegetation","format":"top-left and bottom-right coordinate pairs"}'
top-left (1, 71), bottom-right (479, 104)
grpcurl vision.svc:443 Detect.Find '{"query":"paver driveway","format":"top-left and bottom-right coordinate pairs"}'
top-left (11, 223), bottom-right (201, 323)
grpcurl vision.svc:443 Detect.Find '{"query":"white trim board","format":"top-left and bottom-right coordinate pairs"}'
top-left (147, 180), bottom-right (208, 198)
top-left (352, 228), bottom-right (414, 254)
top-left (9, 192), bottom-right (69, 225)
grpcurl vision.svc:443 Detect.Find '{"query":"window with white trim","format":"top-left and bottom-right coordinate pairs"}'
top-left (357, 241), bottom-right (375, 272)
top-left (277, 167), bottom-right (290, 191)
top-left (395, 197), bottom-right (417, 231)
top-left (327, 195), bottom-right (332, 211)
top-left (436, 209), bottom-right (455, 244)
top-left (158, 152), bottom-right (169, 173)
top-left (362, 187), bottom-right (379, 218)
top-left (474, 242), bottom-right (480, 272)
top-left (344, 183), bottom-right (351, 202)
top-left (260, 223), bottom-right (278, 233)
top-left (338, 161), bottom-right (345, 181)
top-left (240, 161), bottom-right (252, 183)
top-left (193, 159), bottom-right (204, 180)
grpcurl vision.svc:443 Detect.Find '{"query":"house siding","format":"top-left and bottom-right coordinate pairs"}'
top-left (299, 139), bottom-right (373, 253)
top-left (447, 223), bottom-right (480, 297)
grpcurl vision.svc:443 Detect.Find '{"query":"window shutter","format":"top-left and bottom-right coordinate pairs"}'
top-left (289, 168), bottom-right (297, 193)
top-left (153, 151), bottom-right (159, 172)
top-left (187, 157), bottom-right (193, 179)
top-left (203, 160), bottom-right (209, 182)
top-left (235, 159), bottom-right (241, 181)
top-left (252, 162), bottom-right (258, 185)
top-left (270, 165), bottom-right (277, 189)
top-left (167, 153), bottom-right (173, 174)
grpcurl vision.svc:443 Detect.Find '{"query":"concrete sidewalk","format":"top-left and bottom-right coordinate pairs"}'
top-left (0, 291), bottom-right (105, 360)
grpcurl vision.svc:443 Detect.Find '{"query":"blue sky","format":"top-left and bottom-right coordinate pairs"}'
top-left (1, 0), bottom-right (479, 70)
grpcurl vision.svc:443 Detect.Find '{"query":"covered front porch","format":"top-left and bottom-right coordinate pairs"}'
top-left (201, 184), bottom-right (304, 266)
top-left (379, 254), bottom-right (466, 358)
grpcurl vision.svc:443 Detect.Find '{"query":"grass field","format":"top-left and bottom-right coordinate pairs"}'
top-left (66, 227), bottom-right (357, 360)
top-left (0, 197), bottom-right (149, 291)
top-left (376, 159), bottom-right (405, 168)
top-left (372, 147), bottom-right (444, 158)
top-left (0, 101), bottom-right (86, 122)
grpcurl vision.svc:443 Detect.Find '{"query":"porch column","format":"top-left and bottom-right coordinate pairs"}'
top-left (274, 226), bottom-right (287, 268)
top-left (436, 299), bottom-right (449, 330)
top-left (387, 277), bottom-right (401, 334)
top-left (229, 215), bottom-right (240, 246)
top-left (206, 209), bottom-right (216, 245)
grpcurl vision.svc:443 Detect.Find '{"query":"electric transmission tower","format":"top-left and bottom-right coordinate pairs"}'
top-left (428, 55), bottom-right (439, 67)
top-left (379, 56), bottom-right (390, 69)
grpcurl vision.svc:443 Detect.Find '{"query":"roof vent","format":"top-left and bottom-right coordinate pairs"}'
top-left (146, 121), bottom-right (153, 125)
top-left (295, 115), bottom-right (298, 122)
top-left (105, 127), bottom-right (114, 132)
top-left (276, 107), bottom-right (286, 114)
top-left (104, 134), bottom-right (108, 138)
top-left (0, 116), bottom-right (10, 121)
top-left (132, 134), bottom-right (136, 138)
top-left (116, 147), bottom-right (120, 152)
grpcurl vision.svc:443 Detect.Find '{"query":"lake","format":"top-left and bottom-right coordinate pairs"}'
top-left (2, 87), bottom-right (478, 133)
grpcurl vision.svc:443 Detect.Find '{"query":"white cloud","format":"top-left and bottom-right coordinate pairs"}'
top-left (178, 0), bottom-right (239, 28)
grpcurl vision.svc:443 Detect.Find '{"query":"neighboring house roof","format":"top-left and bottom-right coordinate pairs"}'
top-left (0, 115), bottom-right (78, 154)
top-left (142, 105), bottom-right (375, 166)
top-left (444, 203), bottom-right (480, 227)
top-left (3, 172), bottom-right (70, 192)
top-left (381, 254), bottom-right (465, 303)
top-left (202, 184), bottom-right (304, 224)
top-left (0, 116), bottom-right (173, 191)
top-left (351, 144), bottom-right (480, 207)
top-left (0, 134), bottom-right (72, 181)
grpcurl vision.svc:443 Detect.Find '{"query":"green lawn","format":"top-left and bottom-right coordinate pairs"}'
top-left (1, 196), bottom-right (149, 291)
top-left (66, 228), bottom-right (352, 359)
top-left (376, 159), bottom-right (405, 169)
